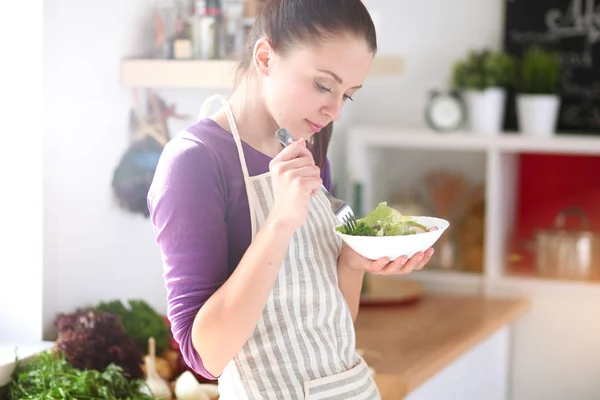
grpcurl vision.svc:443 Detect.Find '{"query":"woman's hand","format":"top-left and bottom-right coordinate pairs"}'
top-left (338, 245), bottom-right (434, 275)
top-left (268, 138), bottom-right (322, 233)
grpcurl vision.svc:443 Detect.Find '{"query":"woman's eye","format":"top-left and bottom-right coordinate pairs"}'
top-left (315, 82), bottom-right (331, 93)
top-left (315, 82), bottom-right (354, 101)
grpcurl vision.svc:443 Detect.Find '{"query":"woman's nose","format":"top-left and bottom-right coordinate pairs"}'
top-left (322, 97), bottom-right (344, 121)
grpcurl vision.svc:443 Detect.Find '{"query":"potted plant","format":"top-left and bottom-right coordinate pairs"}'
top-left (515, 47), bottom-right (561, 137)
top-left (452, 49), bottom-right (515, 135)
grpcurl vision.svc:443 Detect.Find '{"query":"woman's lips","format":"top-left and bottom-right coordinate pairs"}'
top-left (306, 119), bottom-right (325, 133)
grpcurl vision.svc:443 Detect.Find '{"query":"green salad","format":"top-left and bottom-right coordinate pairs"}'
top-left (336, 202), bottom-right (429, 237)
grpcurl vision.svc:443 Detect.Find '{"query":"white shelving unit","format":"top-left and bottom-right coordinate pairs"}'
top-left (345, 126), bottom-right (600, 295)
top-left (120, 56), bottom-right (405, 89)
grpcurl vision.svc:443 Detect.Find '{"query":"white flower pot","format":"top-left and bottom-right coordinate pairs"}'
top-left (462, 87), bottom-right (506, 135)
top-left (516, 94), bottom-right (561, 137)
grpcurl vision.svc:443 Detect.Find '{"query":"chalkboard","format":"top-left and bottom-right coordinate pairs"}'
top-left (503, 0), bottom-right (600, 134)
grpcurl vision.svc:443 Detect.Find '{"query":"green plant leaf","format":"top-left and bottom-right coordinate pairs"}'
top-left (451, 49), bottom-right (516, 90)
top-left (516, 47), bottom-right (560, 94)
top-left (95, 299), bottom-right (171, 355)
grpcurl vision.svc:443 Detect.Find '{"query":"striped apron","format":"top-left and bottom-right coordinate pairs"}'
top-left (199, 95), bottom-right (380, 400)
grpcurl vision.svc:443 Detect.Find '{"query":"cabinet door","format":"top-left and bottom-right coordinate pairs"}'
top-left (405, 327), bottom-right (510, 400)
top-left (501, 290), bottom-right (600, 400)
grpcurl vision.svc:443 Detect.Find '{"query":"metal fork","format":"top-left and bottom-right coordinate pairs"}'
top-left (276, 128), bottom-right (357, 230)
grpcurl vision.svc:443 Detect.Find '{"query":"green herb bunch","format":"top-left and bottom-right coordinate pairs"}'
top-left (337, 221), bottom-right (378, 236)
top-left (95, 299), bottom-right (171, 355)
top-left (8, 351), bottom-right (155, 400)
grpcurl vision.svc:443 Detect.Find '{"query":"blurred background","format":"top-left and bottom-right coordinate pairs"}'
top-left (1, 0), bottom-right (599, 399)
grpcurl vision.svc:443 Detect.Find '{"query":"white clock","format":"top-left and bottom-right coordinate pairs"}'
top-left (425, 90), bottom-right (466, 132)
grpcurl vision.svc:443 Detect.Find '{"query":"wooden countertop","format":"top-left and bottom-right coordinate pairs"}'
top-left (355, 294), bottom-right (530, 399)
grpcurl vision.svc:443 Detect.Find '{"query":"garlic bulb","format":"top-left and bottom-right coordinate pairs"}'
top-left (175, 371), bottom-right (220, 400)
top-left (142, 337), bottom-right (173, 400)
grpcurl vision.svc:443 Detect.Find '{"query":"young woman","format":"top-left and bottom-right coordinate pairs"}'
top-left (148, 0), bottom-right (434, 398)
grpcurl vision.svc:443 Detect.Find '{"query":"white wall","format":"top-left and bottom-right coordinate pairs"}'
top-left (1, 0), bottom-right (43, 342)
top-left (43, 0), bottom-right (230, 338)
top-left (45, 0), bottom-right (167, 336)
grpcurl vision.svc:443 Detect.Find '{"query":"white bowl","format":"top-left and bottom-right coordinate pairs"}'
top-left (333, 216), bottom-right (450, 261)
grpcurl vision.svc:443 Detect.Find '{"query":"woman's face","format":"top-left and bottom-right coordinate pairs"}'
top-left (259, 34), bottom-right (374, 140)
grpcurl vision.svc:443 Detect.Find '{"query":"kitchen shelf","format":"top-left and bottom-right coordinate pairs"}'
top-left (121, 59), bottom-right (238, 89)
top-left (347, 126), bottom-right (600, 156)
top-left (344, 126), bottom-right (600, 295)
top-left (120, 56), bottom-right (405, 89)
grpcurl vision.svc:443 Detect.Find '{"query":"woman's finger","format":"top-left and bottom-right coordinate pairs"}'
top-left (366, 257), bottom-right (390, 273)
top-left (378, 256), bottom-right (409, 275)
top-left (273, 157), bottom-right (316, 174)
top-left (271, 138), bottom-right (313, 163)
top-left (368, 248), bottom-right (435, 275)
top-left (416, 248), bottom-right (435, 270)
top-left (385, 252), bottom-right (423, 275)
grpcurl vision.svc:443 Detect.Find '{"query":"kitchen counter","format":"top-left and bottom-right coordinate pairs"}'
top-left (355, 294), bottom-right (530, 399)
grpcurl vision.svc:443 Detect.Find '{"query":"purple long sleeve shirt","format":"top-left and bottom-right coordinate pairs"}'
top-left (147, 118), bottom-right (332, 380)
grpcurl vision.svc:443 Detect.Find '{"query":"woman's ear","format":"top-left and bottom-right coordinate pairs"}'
top-left (252, 37), bottom-right (273, 77)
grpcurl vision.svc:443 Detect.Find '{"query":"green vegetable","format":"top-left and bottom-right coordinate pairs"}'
top-left (8, 351), bottom-right (155, 400)
top-left (337, 220), bottom-right (378, 236)
top-left (54, 309), bottom-right (144, 379)
top-left (95, 299), bottom-right (170, 355)
top-left (383, 220), bottom-right (429, 236)
top-left (337, 202), bottom-right (429, 237)
top-left (360, 202), bottom-right (405, 228)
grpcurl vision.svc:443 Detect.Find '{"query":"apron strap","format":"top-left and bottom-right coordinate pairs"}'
top-left (197, 94), bottom-right (228, 121)
top-left (197, 94), bottom-right (259, 239)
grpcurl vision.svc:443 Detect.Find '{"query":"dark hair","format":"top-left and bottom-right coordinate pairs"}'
top-left (236, 0), bottom-right (378, 167)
